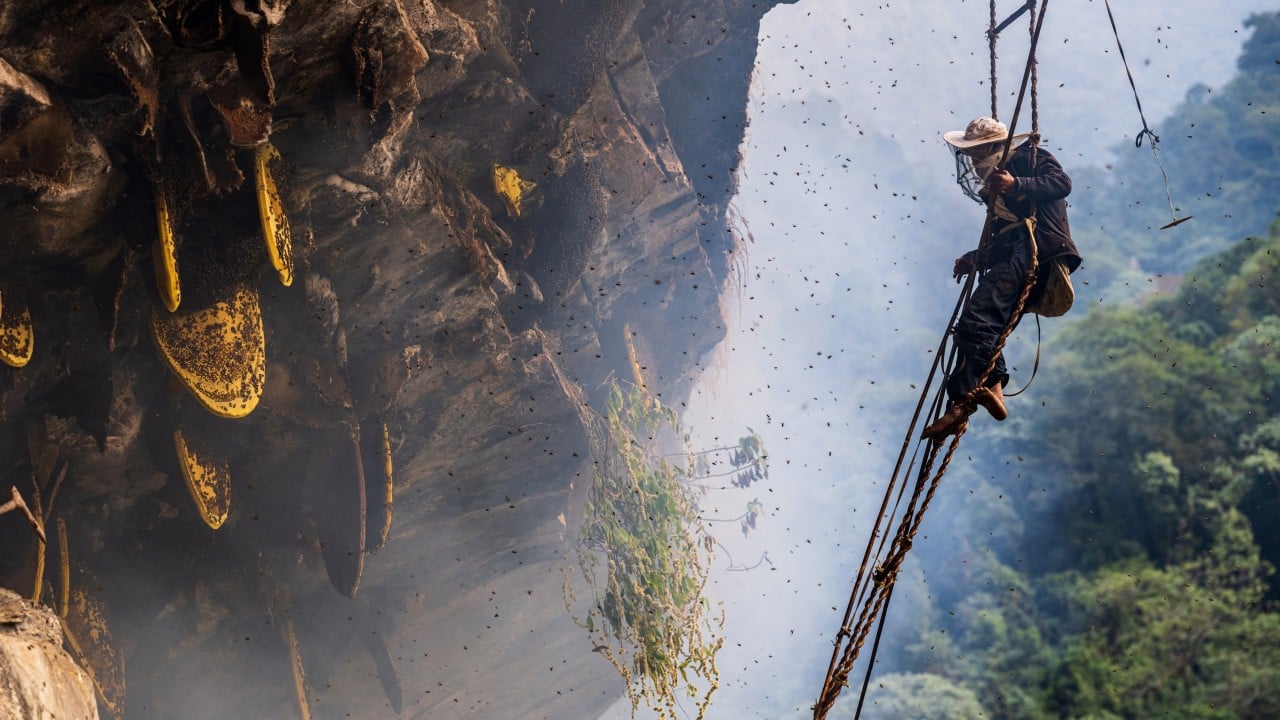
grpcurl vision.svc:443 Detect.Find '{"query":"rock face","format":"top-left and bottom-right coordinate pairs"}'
top-left (0, 589), bottom-right (98, 719)
top-left (0, 1), bottom-right (791, 718)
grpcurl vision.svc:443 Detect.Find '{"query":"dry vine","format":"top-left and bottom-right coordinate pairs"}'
top-left (566, 380), bottom-right (725, 719)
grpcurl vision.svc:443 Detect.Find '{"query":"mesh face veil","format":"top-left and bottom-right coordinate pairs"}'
top-left (953, 146), bottom-right (984, 203)
top-left (952, 143), bottom-right (1005, 203)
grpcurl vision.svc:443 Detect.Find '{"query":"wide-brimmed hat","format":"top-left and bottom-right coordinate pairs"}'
top-left (943, 116), bottom-right (1030, 149)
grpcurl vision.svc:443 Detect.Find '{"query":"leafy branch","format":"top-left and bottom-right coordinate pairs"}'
top-left (568, 380), bottom-right (727, 719)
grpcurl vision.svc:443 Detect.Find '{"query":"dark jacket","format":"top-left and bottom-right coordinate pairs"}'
top-left (994, 142), bottom-right (1081, 272)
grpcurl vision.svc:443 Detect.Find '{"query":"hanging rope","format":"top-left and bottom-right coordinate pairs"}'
top-left (1002, 313), bottom-right (1042, 398)
top-left (813, 4), bottom-right (1049, 718)
top-left (1101, 0), bottom-right (1191, 229)
top-left (812, 279), bottom-right (967, 720)
top-left (1029, 0), bottom-right (1039, 135)
top-left (988, 0), bottom-right (999, 120)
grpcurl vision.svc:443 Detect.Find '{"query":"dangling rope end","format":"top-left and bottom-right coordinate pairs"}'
top-left (1106, 0), bottom-right (1192, 234)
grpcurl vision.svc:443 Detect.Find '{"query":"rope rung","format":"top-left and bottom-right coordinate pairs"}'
top-left (993, 0), bottom-right (1036, 36)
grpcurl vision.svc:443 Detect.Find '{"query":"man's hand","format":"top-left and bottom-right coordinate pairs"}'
top-left (984, 169), bottom-right (1015, 195)
top-left (953, 251), bottom-right (977, 283)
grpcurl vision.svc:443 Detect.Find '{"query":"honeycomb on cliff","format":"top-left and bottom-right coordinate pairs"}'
top-left (254, 142), bottom-right (294, 288)
top-left (492, 163), bottom-right (537, 218)
top-left (173, 428), bottom-right (232, 530)
top-left (150, 285), bottom-right (266, 418)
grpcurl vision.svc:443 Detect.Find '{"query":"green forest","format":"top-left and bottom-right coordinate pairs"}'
top-left (855, 11), bottom-right (1280, 720)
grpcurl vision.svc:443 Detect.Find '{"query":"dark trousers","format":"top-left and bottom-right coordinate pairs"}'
top-left (947, 232), bottom-right (1032, 403)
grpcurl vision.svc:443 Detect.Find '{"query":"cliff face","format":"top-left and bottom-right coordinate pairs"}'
top-left (0, 1), bottom-right (789, 717)
top-left (0, 589), bottom-right (98, 719)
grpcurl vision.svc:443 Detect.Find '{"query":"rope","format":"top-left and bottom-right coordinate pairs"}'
top-left (1002, 313), bottom-right (1042, 398)
top-left (988, 0), bottom-right (999, 120)
top-left (816, 418), bottom-right (966, 720)
top-left (1101, 0), bottom-right (1153, 145)
top-left (813, 225), bottom-right (1042, 720)
top-left (1101, 0), bottom-right (1189, 229)
top-left (820, 222), bottom-right (1043, 720)
top-left (813, 4), bottom-right (1050, 717)
top-left (813, 279), bottom-right (969, 719)
top-left (969, 220), bottom-right (1040, 399)
top-left (1029, 0), bottom-right (1038, 134)
top-left (814, 282), bottom-right (969, 700)
top-left (851, 582), bottom-right (894, 718)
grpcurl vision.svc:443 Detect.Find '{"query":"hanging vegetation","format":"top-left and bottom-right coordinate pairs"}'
top-left (570, 380), bottom-right (725, 720)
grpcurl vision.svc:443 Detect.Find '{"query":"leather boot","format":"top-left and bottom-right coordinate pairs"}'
top-left (922, 402), bottom-right (970, 440)
top-left (973, 383), bottom-right (1007, 421)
